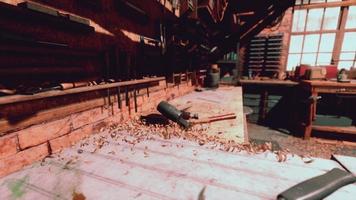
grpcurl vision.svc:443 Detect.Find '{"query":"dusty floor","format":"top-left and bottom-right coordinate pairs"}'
top-left (248, 123), bottom-right (356, 159)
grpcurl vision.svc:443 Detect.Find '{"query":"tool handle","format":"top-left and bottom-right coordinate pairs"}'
top-left (208, 113), bottom-right (236, 119)
top-left (277, 168), bottom-right (356, 200)
top-left (192, 114), bottom-right (236, 124)
top-left (59, 83), bottom-right (75, 90)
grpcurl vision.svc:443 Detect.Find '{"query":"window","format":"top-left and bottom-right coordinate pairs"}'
top-left (339, 32), bottom-right (356, 69)
top-left (287, 7), bottom-right (339, 69)
top-left (346, 6), bottom-right (356, 29)
top-left (287, 3), bottom-right (356, 70)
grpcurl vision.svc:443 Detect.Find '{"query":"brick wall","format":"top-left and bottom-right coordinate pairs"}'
top-left (0, 79), bottom-right (195, 177)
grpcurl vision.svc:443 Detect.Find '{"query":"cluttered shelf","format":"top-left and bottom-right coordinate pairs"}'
top-left (0, 77), bottom-right (165, 106)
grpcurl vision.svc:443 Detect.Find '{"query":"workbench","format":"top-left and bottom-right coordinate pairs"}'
top-left (169, 86), bottom-right (246, 143)
top-left (300, 80), bottom-right (356, 139)
top-left (239, 79), bottom-right (298, 127)
top-left (1, 131), bottom-right (355, 200)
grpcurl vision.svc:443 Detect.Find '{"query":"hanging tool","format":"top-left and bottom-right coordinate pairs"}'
top-left (125, 86), bottom-right (131, 114)
top-left (133, 88), bottom-right (138, 113)
top-left (116, 86), bottom-right (121, 109)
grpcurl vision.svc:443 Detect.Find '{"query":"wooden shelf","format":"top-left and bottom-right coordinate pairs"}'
top-left (0, 77), bottom-right (165, 106)
top-left (312, 125), bottom-right (356, 135)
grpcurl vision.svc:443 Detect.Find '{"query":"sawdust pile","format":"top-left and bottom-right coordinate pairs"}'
top-left (99, 119), bottom-right (290, 162)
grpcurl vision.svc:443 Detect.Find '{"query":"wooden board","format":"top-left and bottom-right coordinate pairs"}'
top-left (0, 132), bottom-right (355, 200)
top-left (239, 79), bottom-right (298, 86)
top-left (0, 77), bottom-right (164, 105)
top-left (313, 125), bottom-right (356, 135)
top-left (302, 80), bottom-right (356, 87)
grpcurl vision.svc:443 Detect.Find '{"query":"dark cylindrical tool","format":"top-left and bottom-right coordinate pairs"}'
top-left (157, 101), bottom-right (190, 129)
top-left (277, 168), bottom-right (356, 200)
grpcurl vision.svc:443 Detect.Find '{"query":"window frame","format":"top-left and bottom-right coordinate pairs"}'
top-left (287, 1), bottom-right (356, 70)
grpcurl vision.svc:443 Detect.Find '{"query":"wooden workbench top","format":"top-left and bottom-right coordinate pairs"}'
top-left (301, 80), bottom-right (356, 87)
top-left (169, 86), bottom-right (246, 143)
top-left (1, 132), bottom-right (355, 200)
top-left (239, 79), bottom-right (299, 86)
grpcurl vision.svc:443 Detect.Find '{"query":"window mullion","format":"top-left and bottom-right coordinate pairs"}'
top-left (300, 9), bottom-right (310, 64)
top-left (316, 7), bottom-right (327, 65)
top-left (332, 5), bottom-right (349, 66)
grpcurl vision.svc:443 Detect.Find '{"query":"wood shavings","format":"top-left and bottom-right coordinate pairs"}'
top-left (193, 150), bottom-right (198, 156)
top-left (275, 150), bottom-right (288, 162)
top-left (198, 186), bottom-right (206, 200)
top-left (300, 155), bottom-right (314, 164)
top-left (72, 192), bottom-right (86, 200)
top-left (102, 119), bottom-right (292, 163)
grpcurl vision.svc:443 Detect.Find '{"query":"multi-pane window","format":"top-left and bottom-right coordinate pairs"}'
top-left (339, 6), bottom-right (356, 69)
top-left (287, 2), bottom-right (356, 70)
top-left (295, 0), bottom-right (342, 6)
top-left (287, 7), bottom-right (339, 69)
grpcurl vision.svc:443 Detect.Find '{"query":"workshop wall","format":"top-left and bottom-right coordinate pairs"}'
top-left (239, 8), bottom-right (293, 75)
top-left (0, 0), bottom-right (175, 87)
top-left (259, 8), bottom-right (293, 72)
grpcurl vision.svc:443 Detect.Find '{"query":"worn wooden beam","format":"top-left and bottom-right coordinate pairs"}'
top-left (0, 77), bottom-right (165, 105)
top-left (312, 125), bottom-right (356, 135)
top-left (0, 96), bottom-right (107, 135)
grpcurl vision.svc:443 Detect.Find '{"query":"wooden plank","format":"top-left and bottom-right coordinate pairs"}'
top-left (239, 80), bottom-right (298, 86)
top-left (312, 125), bottom-right (356, 135)
top-left (0, 96), bottom-right (107, 135)
top-left (1, 130), bottom-right (354, 200)
top-left (302, 80), bottom-right (356, 87)
top-left (0, 77), bottom-right (165, 105)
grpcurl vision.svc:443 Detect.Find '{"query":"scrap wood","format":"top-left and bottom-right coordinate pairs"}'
top-left (197, 97), bottom-right (220, 104)
top-left (300, 155), bottom-right (314, 164)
